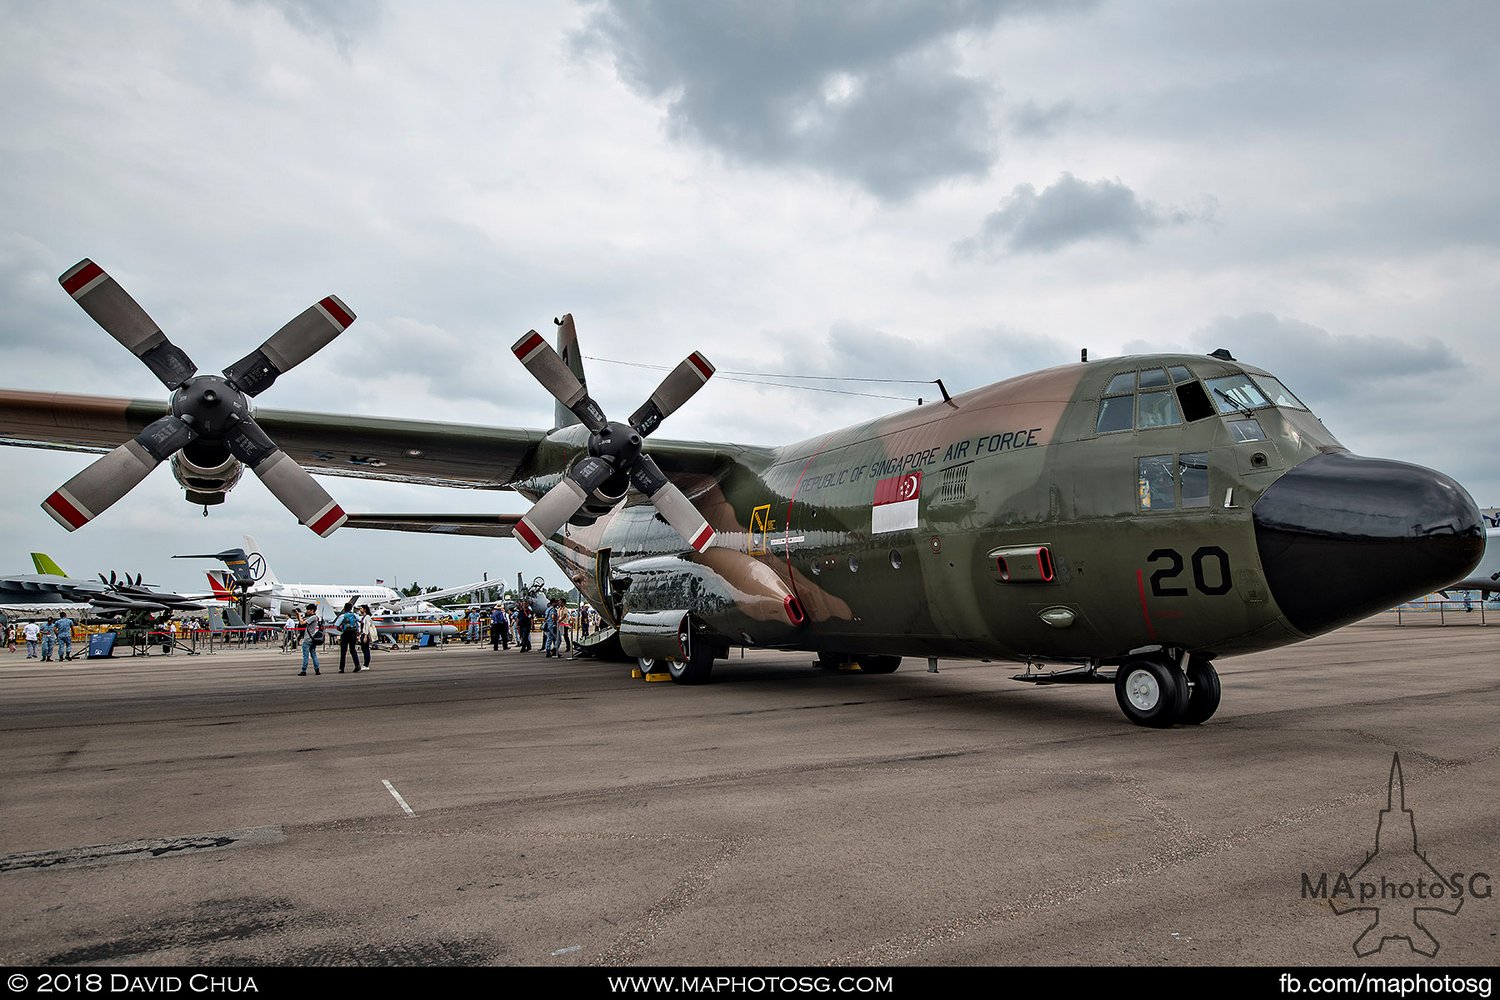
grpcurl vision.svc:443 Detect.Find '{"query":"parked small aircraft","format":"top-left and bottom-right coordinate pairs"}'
top-left (0, 259), bottom-right (1485, 726)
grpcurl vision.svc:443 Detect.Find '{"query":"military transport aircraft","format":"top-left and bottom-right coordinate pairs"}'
top-left (0, 258), bottom-right (1485, 727)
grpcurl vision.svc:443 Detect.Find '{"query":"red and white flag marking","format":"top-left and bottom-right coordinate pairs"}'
top-left (872, 471), bottom-right (922, 534)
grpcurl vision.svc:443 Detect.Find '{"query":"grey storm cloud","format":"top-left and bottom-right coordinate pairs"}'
top-left (958, 173), bottom-right (1209, 256)
top-left (576, 0), bottom-right (1079, 201)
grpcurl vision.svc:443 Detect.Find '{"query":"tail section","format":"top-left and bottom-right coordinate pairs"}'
top-left (31, 553), bottom-right (67, 576)
top-left (552, 314), bottom-right (587, 431)
top-left (205, 571), bottom-right (235, 602)
top-left (242, 534), bottom-right (280, 587)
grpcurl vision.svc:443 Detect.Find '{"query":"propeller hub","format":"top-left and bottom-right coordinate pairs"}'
top-left (589, 421), bottom-right (644, 467)
top-left (171, 376), bottom-right (248, 437)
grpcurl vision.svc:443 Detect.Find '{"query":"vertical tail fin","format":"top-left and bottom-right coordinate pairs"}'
top-left (31, 553), bottom-right (68, 576)
top-left (552, 314), bottom-right (587, 431)
top-left (242, 534), bottom-right (280, 586)
top-left (205, 571), bottom-right (234, 601)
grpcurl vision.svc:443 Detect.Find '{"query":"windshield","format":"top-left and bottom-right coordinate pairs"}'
top-left (1206, 374), bottom-right (1271, 415)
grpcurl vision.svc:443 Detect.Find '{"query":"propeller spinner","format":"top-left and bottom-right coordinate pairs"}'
top-left (510, 317), bottom-right (716, 554)
top-left (42, 259), bottom-right (353, 536)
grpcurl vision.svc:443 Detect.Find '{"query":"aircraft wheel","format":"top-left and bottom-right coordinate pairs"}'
top-left (1179, 656), bottom-right (1221, 725)
top-left (816, 652), bottom-right (846, 670)
top-left (856, 655), bottom-right (901, 674)
top-left (668, 643), bottom-right (714, 684)
top-left (637, 656), bottom-right (659, 674)
top-left (1114, 657), bottom-right (1187, 728)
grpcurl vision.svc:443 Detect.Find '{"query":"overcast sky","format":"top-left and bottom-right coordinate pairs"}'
top-left (1, 0), bottom-right (1496, 597)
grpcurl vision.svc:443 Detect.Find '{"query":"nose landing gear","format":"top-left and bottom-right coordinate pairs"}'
top-left (1113, 652), bottom-right (1221, 727)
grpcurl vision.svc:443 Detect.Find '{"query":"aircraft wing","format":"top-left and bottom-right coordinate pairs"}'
top-left (344, 513), bottom-right (520, 538)
top-left (0, 388), bottom-right (747, 491)
top-left (386, 575), bottom-right (509, 610)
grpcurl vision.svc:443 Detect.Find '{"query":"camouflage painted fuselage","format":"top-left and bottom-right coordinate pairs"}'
top-left (530, 353), bottom-right (1482, 667)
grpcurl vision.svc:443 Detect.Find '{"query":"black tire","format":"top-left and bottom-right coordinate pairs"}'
top-left (855, 655), bottom-right (901, 674)
top-left (1179, 656), bottom-right (1221, 725)
top-left (637, 656), bottom-right (658, 674)
top-left (816, 651), bottom-right (846, 670)
top-left (668, 643), bottom-right (714, 684)
top-left (1113, 657), bottom-right (1187, 728)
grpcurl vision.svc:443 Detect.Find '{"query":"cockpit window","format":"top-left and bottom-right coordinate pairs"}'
top-left (1206, 374), bottom-right (1271, 414)
top-left (1167, 365), bottom-right (1193, 382)
top-left (1250, 374), bottom-right (1307, 410)
top-left (1095, 395), bottom-right (1134, 433)
top-left (1139, 367), bottom-right (1169, 389)
top-left (1137, 391), bottom-right (1182, 428)
top-left (1227, 418), bottom-right (1265, 443)
top-left (1103, 372), bottom-right (1136, 395)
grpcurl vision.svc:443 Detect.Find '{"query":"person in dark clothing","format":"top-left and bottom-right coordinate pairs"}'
top-left (333, 601), bottom-right (362, 673)
top-left (490, 603), bottom-right (510, 650)
top-left (515, 603), bottom-right (533, 651)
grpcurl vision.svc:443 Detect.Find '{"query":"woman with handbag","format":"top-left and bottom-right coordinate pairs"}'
top-left (298, 603), bottom-right (324, 676)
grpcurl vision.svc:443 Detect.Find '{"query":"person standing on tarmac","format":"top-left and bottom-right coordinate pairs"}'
top-left (333, 601), bottom-right (362, 673)
top-left (358, 604), bottom-right (377, 670)
top-left (298, 603), bottom-right (323, 676)
top-left (54, 612), bottom-right (75, 661)
top-left (490, 602), bottom-right (510, 650)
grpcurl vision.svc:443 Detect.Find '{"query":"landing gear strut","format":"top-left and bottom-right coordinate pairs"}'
top-left (1180, 654), bottom-right (1221, 725)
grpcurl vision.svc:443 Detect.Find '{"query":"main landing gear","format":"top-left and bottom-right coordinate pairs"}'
top-left (1113, 652), bottom-right (1220, 728)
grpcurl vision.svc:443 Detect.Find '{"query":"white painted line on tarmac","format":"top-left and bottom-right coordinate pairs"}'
top-left (382, 779), bottom-right (416, 817)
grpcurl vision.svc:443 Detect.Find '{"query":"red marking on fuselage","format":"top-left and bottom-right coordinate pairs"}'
top-left (1136, 569), bottom-right (1157, 640)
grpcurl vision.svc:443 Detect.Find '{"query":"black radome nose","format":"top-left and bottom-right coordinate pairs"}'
top-left (1253, 453), bottom-right (1484, 635)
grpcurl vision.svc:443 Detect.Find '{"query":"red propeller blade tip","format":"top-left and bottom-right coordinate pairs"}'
top-left (41, 489), bottom-right (92, 531)
top-left (513, 517), bottom-right (545, 552)
top-left (308, 503), bottom-right (348, 537)
top-left (59, 260), bottom-right (107, 298)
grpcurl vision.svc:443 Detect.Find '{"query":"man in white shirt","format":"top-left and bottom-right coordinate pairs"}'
top-left (23, 620), bottom-right (40, 658)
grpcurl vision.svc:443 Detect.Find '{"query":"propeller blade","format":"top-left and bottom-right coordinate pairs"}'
top-left (40, 414), bottom-right (197, 531)
top-left (222, 295), bottom-right (356, 396)
top-left (59, 259), bottom-right (198, 388)
top-left (628, 352), bottom-right (715, 436)
top-left (629, 455), bottom-right (715, 552)
top-left (512, 455), bottom-right (618, 552)
top-left (512, 328), bottom-right (608, 431)
top-left (247, 450), bottom-right (347, 537)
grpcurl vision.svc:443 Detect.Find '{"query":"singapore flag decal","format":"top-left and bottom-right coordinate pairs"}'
top-left (872, 471), bottom-right (922, 534)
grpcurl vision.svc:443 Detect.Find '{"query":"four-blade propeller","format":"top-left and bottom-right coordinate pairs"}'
top-left (510, 316), bottom-right (716, 553)
top-left (42, 259), bottom-right (353, 536)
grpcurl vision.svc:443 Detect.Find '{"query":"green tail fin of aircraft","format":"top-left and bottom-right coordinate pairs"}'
top-left (31, 552), bottom-right (67, 576)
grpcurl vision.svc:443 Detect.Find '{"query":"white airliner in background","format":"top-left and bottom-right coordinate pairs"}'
top-left (187, 535), bottom-right (498, 619)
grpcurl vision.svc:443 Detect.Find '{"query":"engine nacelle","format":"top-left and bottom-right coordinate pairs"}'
top-left (567, 471), bottom-right (629, 527)
top-left (170, 447), bottom-right (244, 506)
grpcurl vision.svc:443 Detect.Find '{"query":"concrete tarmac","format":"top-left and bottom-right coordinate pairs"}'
top-left (1, 614), bottom-right (1496, 967)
